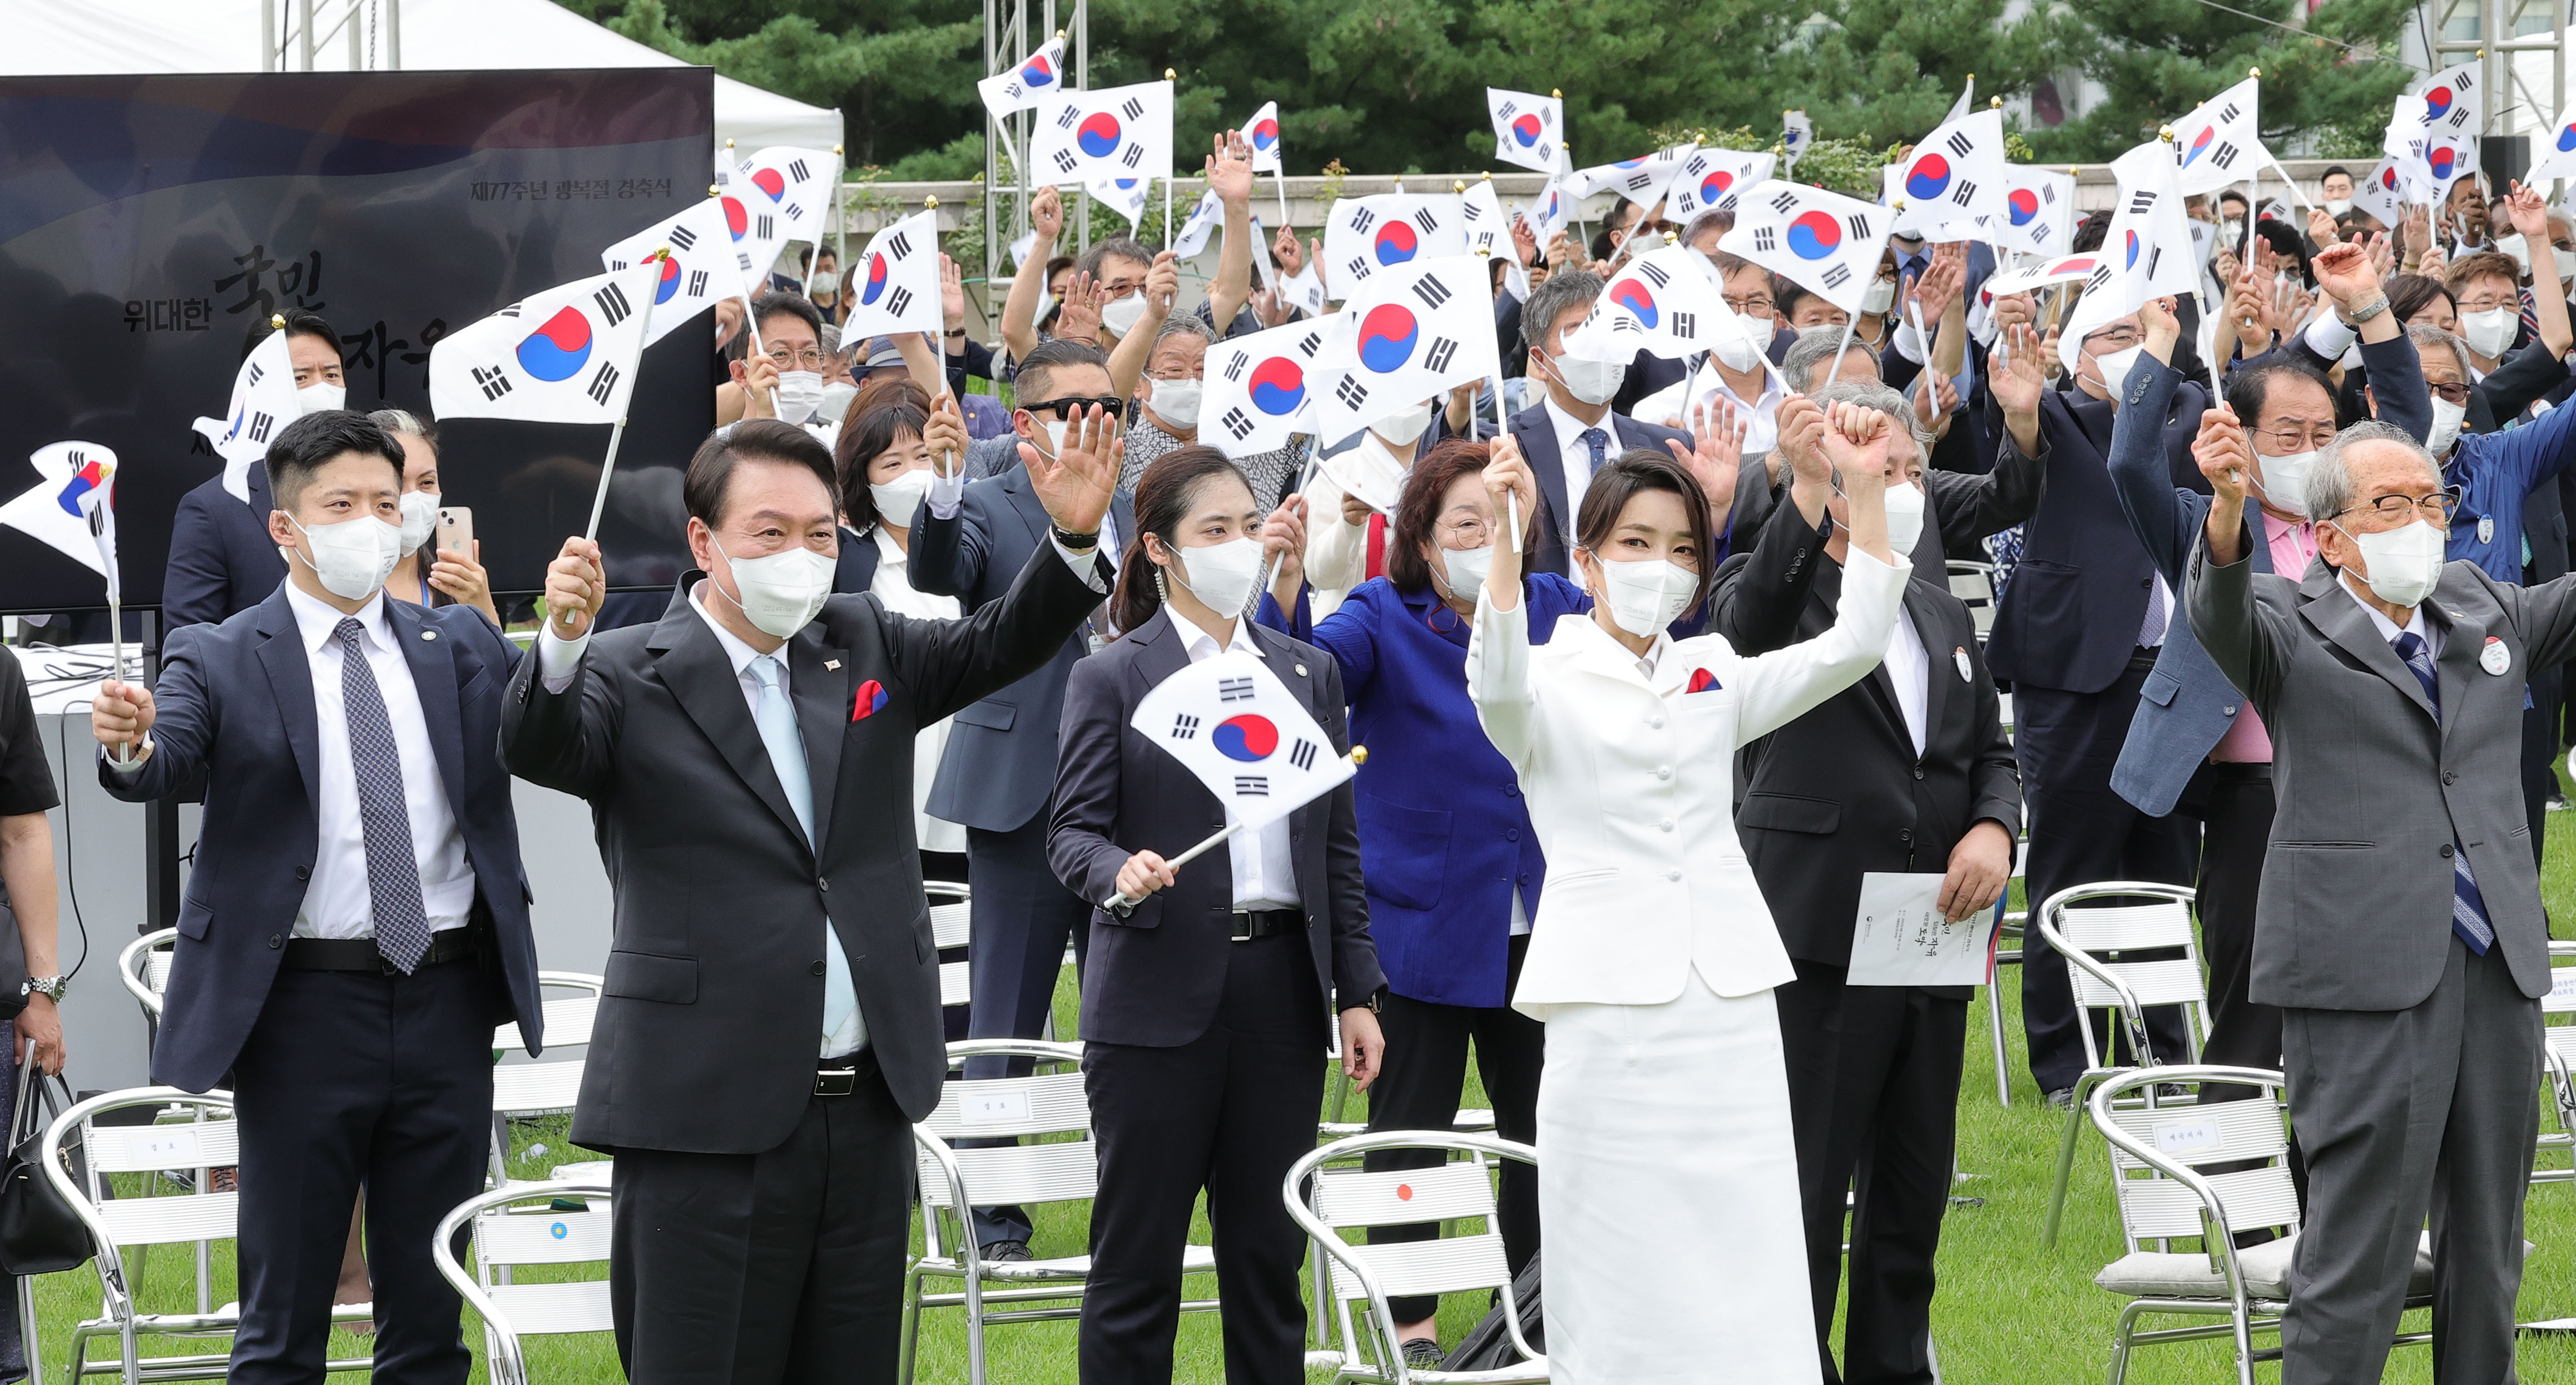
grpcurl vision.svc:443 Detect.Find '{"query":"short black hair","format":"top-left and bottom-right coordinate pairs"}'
top-left (2225, 358), bottom-right (2336, 427)
top-left (684, 419), bottom-right (838, 529)
top-left (1016, 338), bottom-right (1112, 407)
top-left (750, 290), bottom-right (824, 345)
top-left (242, 307), bottom-right (342, 364)
top-left (833, 401), bottom-right (929, 532)
top-left (1573, 450), bottom-right (1716, 621)
top-left (264, 409), bottom-right (404, 512)
top-left (1075, 237), bottom-right (1154, 281)
top-left (2320, 165), bottom-right (2353, 181)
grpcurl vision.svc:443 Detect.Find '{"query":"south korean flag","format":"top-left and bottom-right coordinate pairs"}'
top-left (1567, 144), bottom-right (1697, 209)
top-left (2061, 140), bottom-right (2198, 373)
top-left (1089, 173), bottom-right (1154, 228)
top-left (1487, 87), bottom-right (1566, 175)
top-left (1782, 110), bottom-right (1815, 173)
top-left (1172, 190), bottom-right (1226, 258)
top-left (1890, 109), bottom-right (2008, 236)
top-left (1462, 179), bottom-right (1531, 303)
top-left (428, 261), bottom-right (660, 426)
top-left (1563, 243), bottom-right (1756, 363)
top-left (1994, 165), bottom-right (2078, 259)
top-left (2169, 76), bottom-right (2268, 197)
top-left (1983, 250), bottom-right (2114, 299)
top-left (2352, 156), bottom-right (2410, 226)
top-left (2417, 62), bottom-right (2484, 144)
top-left (1720, 180), bottom-right (1893, 316)
top-left (1525, 170), bottom-right (1577, 250)
top-left (190, 328), bottom-right (299, 503)
top-left (1321, 193), bottom-right (1470, 290)
top-left (1309, 254), bottom-right (1500, 441)
top-left (1244, 101), bottom-right (1286, 175)
top-left (842, 209), bottom-right (944, 338)
top-left (1204, 319), bottom-right (1335, 457)
top-left (601, 196), bottom-right (739, 347)
top-left (1033, 81), bottom-right (1175, 185)
top-left (732, 145), bottom-right (836, 248)
top-left (1133, 650), bottom-right (1354, 830)
top-left (1668, 149), bottom-right (1776, 220)
top-left (976, 34), bottom-right (1068, 125)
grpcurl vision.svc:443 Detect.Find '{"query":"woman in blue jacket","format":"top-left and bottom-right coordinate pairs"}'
top-left (1260, 438), bottom-right (1586, 1366)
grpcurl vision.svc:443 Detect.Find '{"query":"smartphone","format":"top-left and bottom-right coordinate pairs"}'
top-left (435, 507), bottom-right (474, 558)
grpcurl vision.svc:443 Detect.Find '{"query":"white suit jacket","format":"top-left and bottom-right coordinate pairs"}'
top-left (1467, 550), bottom-right (1909, 1017)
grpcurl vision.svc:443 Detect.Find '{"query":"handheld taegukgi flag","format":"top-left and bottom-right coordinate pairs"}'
top-left (2168, 77), bottom-right (2266, 197)
top-left (1205, 319), bottom-right (1334, 457)
top-left (1089, 174), bottom-right (1153, 228)
top-left (1721, 180), bottom-right (1894, 316)
top-left (1321, 194), bottom-right (1470, 292)
top-left (1944, 75), bottom-right (1975, 125)
top-left (1667, 149), bottom-right (1775, 221)
top-left (734, 146), bottom-right (836, 250)
top-left (2351, 157), bottom-right (2410, 226)
top-left (1525, 171), bottom-right (1577, 249)
top-left (1568, 144), bottom-right (1698, 212)
top-left (1244, 101), bottom-right (1285, 174)
top-left (976, 34), bottom-right (1068, 123)
top-left (1172, 190), bottom-right (1226, 258)
top-left (2384, 94), bottom-right (2473, 203)
top-left (190, 327), bottom-right (298, 503)
top-left (2527, 104), bottom-right (2576, 185)
top-left (1995, 165), bottom-right (2078, 259)
top-left (1564, 243), bottom-right (1758, 363)
top-left (1124, 649), bottom-right (1355, 877)
top-left (1983, 250), bottom-right (2112, 299)
top-left (1462, 180), bottom-right (1532, 303)
top-left (1890, 109), bottom-right (2008, 236)
top-left (1782, 111), bottom-right (1814, 172)
top-left (1033, 81), bottom-right (1176, 185)
top-left (2060, 140), bottom-right (2197, 372)
top-left (602, 196), bottom-right (739, 346)
top-left (1487, 87), bottom-right (1566, 175)
top-left (2418, 61), bottom-right (2485, 146)
top-left (1308, 253), bottom-right (1502, 441)
top-left (843, 209), bottom-right (944, 338)
top-left (0, 442), bottom-right (125, 680)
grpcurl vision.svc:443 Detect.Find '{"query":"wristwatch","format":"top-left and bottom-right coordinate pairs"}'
top-left (24, 977), bottom-right (65, 1003)
top-left (1052, 525), bottom-right (1101, 552)
top-left (2344, 293), bottom-right (2391, 325)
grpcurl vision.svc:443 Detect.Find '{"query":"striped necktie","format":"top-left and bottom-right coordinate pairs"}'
top-left (2393, 632), bottom-right (2494, 954)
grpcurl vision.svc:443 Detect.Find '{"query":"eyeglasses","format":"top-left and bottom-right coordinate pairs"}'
top-left (2428, 382), bottom-right (2475, 405)
top-left (1146, 370), bottom-right (1205, 384)
top-left (2082, 328), bottom-right (2143, 353)
top-left (2454, 295), bottom-right (2517, 314)
top-left (765, 346), bottom-right (830, 370)
top-left (1021, 395), bottom-right (1127, 420)
top-left (2332, 488), bottom-right (2463, 525)
top-left (1723, 293), bottom-right (1776, 316)
top-left (1436, 517), bottom-right (1492, 546)
top-left (2258, 423), bottom-right (2337, 451)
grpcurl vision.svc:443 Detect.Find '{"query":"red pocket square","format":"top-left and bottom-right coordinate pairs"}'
top-left (1686, 667), bottom-right (1721, 694)
top-left (852, 679), bottom-right (889, 721)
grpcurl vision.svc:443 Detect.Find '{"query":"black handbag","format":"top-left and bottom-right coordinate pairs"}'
top-left (0, 1056), bottom-right (92, 1276)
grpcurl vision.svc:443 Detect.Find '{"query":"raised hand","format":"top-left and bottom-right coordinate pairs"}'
top-left (1990, 290), bottom-right (2036, 337)
top-left (1909, 245), bottom-right (1965, 324)
top-left (939, 253), bottom-right (968, 334)
top-left (2192, 406), bottom-right (2252, 510)
top-left (2311, 239), bottom-right (2380, 315)
top-left (1207, 130), bottom-right (1255, 206)
top-left (2506, 179), bottom-right (2552, 241)
top-left (1261, 494), bottom-right (1309, 597)
top-left (731, 349), bottom-right (780, 418)
top-left (1775, 394), bottom-right (1833, 492)
top-left (1483, 432), bottom-right (1538, 602)
top-left (1032, 184), bottom-right (1064, 244)
top-left (2308, 206), bottom-right (2341, 247)
top-left (544, 536), bottom-right (606, 639)
top-left (427, 539), bottom-right (497, 622)
top-left (1024, 403), bottom-right (1119, 537)
top-left (1510, 214), bottom-right (1539, 268)
top-left (1545, 229), bottom-right (1585, 274)
top-left (1821, 400), bottom-right (1894, 485)
top-left (2138, 294), bottom-right (2180, 354)
top-left (2402, 204), bottom-right (2432, 263)
top-left (1055, 270), bottom-right (1103, 344)
top-left (1990, 324), bottom-right (2046, 422)
top-left (2225, 259), bottom-right (2267, 334)
top-left (1668, 396), bottom-right (1744, 513)
top-left (91, 677), bottom-right (156, 754)
top-left (923, 394), bottom-right (970, 477)
top-left (1144, 249), bottom-right (1181, 315)
top-left (1273, 222), bottom-right (1306, 275)
top-left (1250, 288), bottom-right (1290, 328)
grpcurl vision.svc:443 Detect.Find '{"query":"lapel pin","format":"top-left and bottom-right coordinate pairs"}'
top-left (825, 659), bottom-right (842, 670)
top-left (1954, 646), bottom-right (1971, 682)
top-left (2482, 636), bottom-right (2511, 676)
top-left (421, 630), bottom-right (437, 641)
top-left (1294, 662), bottom-right (1308, 677)
top-left (2478, 516), bottom-right (2495, 545)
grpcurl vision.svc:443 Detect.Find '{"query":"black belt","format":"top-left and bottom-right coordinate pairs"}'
top-left (1231, 909), bottom-right (1302, 943)
top-left (816, 1050), bottom-right (876, 1097)
top-left (2208, 762), bottom-right (2273, 782)
top-left (2129, 646), bottom-right (2164, 671)
top-left (281, 930), bottom-right (477, 973)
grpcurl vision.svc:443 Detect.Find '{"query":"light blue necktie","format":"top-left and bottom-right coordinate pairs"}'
top-left (748, 656), bottom-right (863, 1051)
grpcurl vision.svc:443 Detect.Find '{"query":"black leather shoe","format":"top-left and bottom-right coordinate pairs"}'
top-left (2044, 1086), bottom-right (2077, 1112)
top-left (1400, 1337), bottom-right (1445, 1370)
top-left (982, 1239), bottom-right (1033, 1263)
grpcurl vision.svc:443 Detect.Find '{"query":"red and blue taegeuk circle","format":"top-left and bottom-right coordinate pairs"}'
top-left (1609, 277), bottom-right (1659, 329)
top-left (653, 255), bottom-right (681, 304)
top-left (1250, 357), bottom-right (1306, 415)
top-left (2182, 126), bottom-right (2215, 167)
top-left (750, 167), bottom-right (787, 202)
top-left (2558, 123), bottom-right (2576, 152)
top-left (1357, 304), bottom-right (1419, 373)
top-left (1374, 220), bottom-right (1420, 265)
top-left (722, 196), bottom-right (749, 241)
top-left (1213, 714), bottom-right (1279, 762)
top-left (1020, 54), bottom-right (1056, 87)
top-left (1252, 118), bottom-right (1280, 151)
top-left (2124, 230), bottom-right (2141, 269)
top-left (2380, 166), bottom-right (2401, 191)
top-left (515, 306), bottom-right (594, 382)
top-left (1077, 112), bottom-right (1123, 159)
top-left (1787, 209), bottom-right (1842, 261)
top-left (2007, 187), bottom-right (2040, 226)
top-left (1512, 113), bottom-right (1543, 147)
top-left (1904, 152), bottom-right (1951, 201)
top-left (53, 457), bottom-right (108, 517)
top-left (1698, 170), bottom-right (1733, 205)
top-left (2429, 146), bottom-right (2457, 180)
top-left (2424, 86), bottom-right (2454, 122)
top-left (861, 253), bottom-right (891, 305)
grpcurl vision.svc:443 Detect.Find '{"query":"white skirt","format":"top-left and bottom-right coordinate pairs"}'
top-left (1537, 972), bottom-right (1819, 1385)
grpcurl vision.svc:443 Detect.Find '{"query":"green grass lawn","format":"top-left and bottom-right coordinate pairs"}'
top-left (32, 800), bottom-right (2576, 1384)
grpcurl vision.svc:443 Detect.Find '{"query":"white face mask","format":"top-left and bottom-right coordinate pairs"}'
top-left (1440, 542), bottom-right (1494, 596)
top-left (1148, 377), bottom-right (1205, 431)
top-left (2498, 234), bottom-right (2533, 275)
top-left (1038, 419), bottom-right (1072, 459)
top-left (1172, 536), bottom-right (1265, 615)
top-left (815, 379), bottom-right (860, 425)
top-left (2220, 218), bottom-right (2244, 245)
top-left (298, 382), bottom-right (346, 416)
top-left (1548, 348), bottom-right (1626, 406)
top-left (1880, 480), bottom-right (1926, 558)
top-left (2089, 345), bottom-right (2144, 400)
top-left (711, 535), bottom-right (836, 639)
top-left (2460, 306), bottom-right (2518, 359)
top-left (1373, 400), bottom-right (1438, 446)
top-left (1712, 328), bottom-right (1764, 373)
top-left (288, 513), bottom-right (403, 601)
top-left (1589, 555), bottom-right (1695, 636)
top-left (869, 466), bottom-right (937, 528)
top-left (774, 369), bottom-right (825, 426)
top-left (397, 491), bottom-right (438, 557)
top-left (1099, 291), bottom-right (1150, 338)
top-left (2427, 396), bottom-right (2469, 456)
top-left (2256, 448), bottom-right (2317, 517)
top-left (1859, 279), bottom-right (1898, 316)
top-left (2337, 517), bottom-right (2448, 609)
top-left (2324, 198), bottom-right (2353, 217)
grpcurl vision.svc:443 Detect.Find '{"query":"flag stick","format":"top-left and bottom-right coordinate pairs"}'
top-left (105, 592), bottom-right (131, 765)
top-left (1819, 313), bottom-right (1859, 391)
top-left (584, 254), bottom-right (666, 543)
top-left (1274, 166), bottom-right (1290, 234)
top-left (739, 293), bottom-right (783, 418)
top-left (1164, 175), bottom-right (1175, 253)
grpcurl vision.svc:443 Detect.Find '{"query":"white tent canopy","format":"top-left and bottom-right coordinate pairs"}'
top-left (0, 0), bottom-right (843, 155)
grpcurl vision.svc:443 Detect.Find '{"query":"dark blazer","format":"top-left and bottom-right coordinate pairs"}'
top-left (1725, 421), bottom-right (2045, 575)
top-left (1048, 609), bottom-right (1384, 1048)
top-left (909, 459), bottom-right (1136, 834)
top-left (1713, 508), bottom-right (2020, 993)
top-left (163, 468), bottom-right (287, 630)
top-left (99, 587), bottom-right (541, 1092)
top-left (1609, 349), bottom-right (1690, 419)
top-left (831, 523), bottom-right (882, 595)
top-left (1504, 402), bottom-right (1692, 578)
top-left (499, 547), bottom-right (1111, 1150)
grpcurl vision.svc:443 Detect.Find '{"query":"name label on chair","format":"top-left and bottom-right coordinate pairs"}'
top-left (959, 1089), bottom-right (1033, 1125)
top-left (2151, 1116), bottom-right (2223, 1159)
top-left (2550, 973), bottom-right (2576, 1007)
top-left (132, 1130), bottom-right (201, 1166)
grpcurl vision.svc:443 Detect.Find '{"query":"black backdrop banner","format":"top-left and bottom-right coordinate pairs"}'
top-left (0, 68), bottom-right (716, 614)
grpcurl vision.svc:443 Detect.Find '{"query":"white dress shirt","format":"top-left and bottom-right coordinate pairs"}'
top-left (2344, 576), bottom-right (2441, 655)
top-left (1884, 605), bottom-right (1930, 757)
top-left (1542, 395), bottom-right (1621, 527)
top-left (1176, 616), bottom-right (1301, 911)
top-left (870, 526), bottom-right (968, 855)
top-left (1636, 363), bottom-right (1783, 459)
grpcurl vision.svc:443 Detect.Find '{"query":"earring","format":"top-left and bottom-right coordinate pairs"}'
top-left (1154, 568), bottom-right (1170, 604)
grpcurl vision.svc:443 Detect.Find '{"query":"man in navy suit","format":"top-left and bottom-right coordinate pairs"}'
top-left (92, 411), bottom-right (543, 1385)
top-left (164, 310), bottom-right (348, 628)
top-left (908, 338), bottom-right (1138, 1258)
top-left (1509, 270), bottom-right (1693, 577)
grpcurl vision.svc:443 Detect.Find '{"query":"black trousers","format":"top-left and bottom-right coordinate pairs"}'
top-left (229, 958), bottom-right (496, 1385)
top-left (2014, 667), bottom-right (2197, 1094)
top-left (1079, 932), bottom-right (1324, 1385)
top-left (1776, 959), bottom-right (1966, 1385)
top-left (1362, 934), bottom-right (1544, 1325)
top-left (609, 1051), bottom-right (914, 1384)
top-left (963, 816), bottom-right (1092, 1246)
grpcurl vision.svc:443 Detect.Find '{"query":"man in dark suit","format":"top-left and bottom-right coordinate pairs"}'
top-left (91, 410), bottom-right (542, 1385)
top-left (504, 416), bottom-right (1116, 1382)
top-left (1510, 269), bottom-right (1693, 577)
top-left (909, 339), bottom-right (1137, 1257)
top-left (164, 310), bottom-right (346, 628)
top-left (1713, 383), bottom-right (2020, 1385)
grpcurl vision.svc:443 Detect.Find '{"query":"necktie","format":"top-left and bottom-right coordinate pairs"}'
top-left (2392, 632), bottom-right (2495, 955)
top-left (334, 619), bottom-right (432, 973)
top-left (747, 656), bottom-right (863, 1050)
top-left (2137, 577), bottom-right (2168, 648)
top-left (1579, 427), bottom-right (1609, 481)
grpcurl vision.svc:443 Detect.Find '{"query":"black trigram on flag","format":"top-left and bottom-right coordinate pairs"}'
top-left (610, 258), bottom-right (631, 271)
top-left (887, 288), bottom-right (915, 318)
top-left (1223, 353), bottom-right (1248, 382)
top-left (787, 158), bottom-right (811, 182)
top-left (1334, 377), bottom-right (1369, 409)
top-left (499, 303), bottom-right (523, 318)
top-left (755, 215), bottom-right (776, 240)
top-left (1057, 106), bottom-right (1081, 128)
top-left (1846, 214), bottom-right (1874, 242)
top-left (2083, 265), bottom-right (2115, 295)
top-left (1218, 676), bottom-right (1256, 703)
top-left (587, 362), bottom-right (622, 406)
top-left (670, 225), bottom-right (699, 252)
top-left (1671, 310), bottom-right (1698, 339)
top-left (1295, 330), bottom-right (1323, 358)
top-left (785, 202), bottom-right (806, 221)
top-left (1413, 274), bottom-right (1455, 310)
top-left (2209, 142), bottom-right (2241, 170)
top-left (1462, 197), bottom-right (1484, 222)
top-left (1289, 739), bottom-right (1319, 771)
top-left (1345, 256), bottom-right (1374, 281)
top-left (2216, 102), bottom-right (2241, 124)
top-left (246, 410), bottom-right (278, 443)
top-left (1221, 407), bottom-right (1255, 441)
top-left (1348, 206), bottom-right (1378, 234)
top-left (1822, 263), bottom-right (1851, 289)
top-left (1497, 100), bottom-right (1518, 121)
top-left (1945, 131), bottom-right (1974, 159)
top-left (2028, 223), bottom-right (2049, 247)
top-left (1535, 141), bottom-right (1555, 163)
top-left (470, 367), bottom-right (512, 403)
top-left (1948, 181), bottom-right (1979, 208)
top-left (2127, 191), bottom-right (2155, 215)
top-left (246, 362), bottom-right (265, 387)
top-left (1121, 146), bottom-right (1144, 169)
top-left (1638, 260), bottom-right (1671, 288)
top-left (1412, 207), bottom-right (1441, 235)
top-left (687, 269), bottom-right (710, 295)
top-left (1170, 713), bottom-right (1201, 739)
top-left (1753, 227), bottom-right (1778, 253)
top-left (2040, 183), bottom-right (2058, 205)
top-left (1233, 776), bottom-right (1270, 797)
top-left (885, 230), bottom-right (914, 260)
top-left (1768, 190), bottom-right (1800, 214)
top-left (1623, 172), bottom-right (1654, 193)
top-left (1120, 96), bottom-right (1146, 120)
top-left (1423, 337), bottom-right (1459, 373)
top-left (1053, 150), bottom-right (1079, 174)
top-left (593, 283), bottom-right (633, 327)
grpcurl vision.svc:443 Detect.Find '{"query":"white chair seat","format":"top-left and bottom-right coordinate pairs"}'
top-left (2096, 1233), bottom-right (2435, 1300)
top-left (915, 1243), bottom-right (1217, 1283)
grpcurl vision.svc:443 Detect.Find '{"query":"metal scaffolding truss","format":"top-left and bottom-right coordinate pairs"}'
top-left (982, 0), bottom-right (1089, 300)
top-left (262, 0), bottom-right (401, 70)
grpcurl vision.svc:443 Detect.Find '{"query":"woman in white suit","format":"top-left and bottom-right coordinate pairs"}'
top-left (1468, 405), bottom-right (1906, 1384)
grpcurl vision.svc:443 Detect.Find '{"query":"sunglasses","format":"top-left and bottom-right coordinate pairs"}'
top-left (1021, 396), bottom-right (1127, 420)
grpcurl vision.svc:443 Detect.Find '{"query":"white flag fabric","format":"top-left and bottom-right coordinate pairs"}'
top-left (1721, 180), bottom-right (1893, 316)
top-left (1034, 81), bottom-right (1175, 185)
top-left (1462, 179), bottom-right (1508, 258)
top-left (1487, 87), bottom-right (1566, 175)
top-left (1310, 253), bottom-right (1499, 439)
top-left (1089, 174), bottom-right (1153, 227)
top-left (1321, 194), bottom-right (1470, 293)
top-left (1172, 191), bottom-right (1225, 258)
top-left (1205, 321), bottom-right (1332, 457)
top-left (1890, 110), bottom-right (2008, 235)
top-left (1782, 111), bottom-right (1815, 172)
top-left (2383, 94), bottom-right (2472, 204)
top-left (2170, 77), bottom-right (2267, 196)
top-left (1983, 250), bottom-right (2116, 299)
top-left (0, 441), bottom-right (120, 591)
top-left (1996, 166), bottom-right (2079, 259)
top-left (1568, 144), bottom-right (1698, 207)
top-left (1280, 263), bottom-right (1329, 316)
top-left (2352, 157), bottom-right (2410, 226)
top-left (1944, 77), bottom-right (1975, 126)
top-left (719, 184), bottom-right (791, 296)
top-left (602, 196), bottom-right (739, 347)
top-left (1132, 649), bottom-right (1354, 829)
top-left (2529, 106), bottom-right (2576, 184)
top-left (1251, 215), bottom-right (1281, 293)
top-left (1525, 172), bottom-right (1577, 249)
top-left (2418, 62), bottom-right (2485, 145)
top-left (2062, 141), bottom-right (2196, 371)
top-left (429, 263), bottom-right (660, 425)
top-left (1245, 101), bottom-right (1285, 175)
top-left (975, 35), bottom-right (1068, 124)
top-left (1564, 243), bottom-right (1756, 363)
top-left (732, 146), bottom-right (835, 251)
top-left (843, 209), bottom-right (944, 339)
top-left (1669, 149), bottom-right (1776, 221)
top-left (1318, 439), bottom-right (1409, 513)
top-left (190, 329), bottom-right (299, 503)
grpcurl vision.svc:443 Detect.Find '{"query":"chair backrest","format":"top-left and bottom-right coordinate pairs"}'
top-left (493, 971), bottom-right (606, 1054)
top-left (433, 1184), bottom-right (613, 1385)
top-left (928, 882), bottom-right (972, 1009)
top-left (117, 928), bottom-right (179, 1020)
top-left (2090, 1067), bottom-right (2298, 1263)
top-left (1946, 560), bottom-right (1998, 637)
top-left (42, 1087), bottom-right (242, 1324)
top-left (2037, 882), bottom-right (2210, 1072)
top-left (912, 1040), bottom-right (1092, 1258)
top-left (1286, 1132), bottom-right (1541, 1367)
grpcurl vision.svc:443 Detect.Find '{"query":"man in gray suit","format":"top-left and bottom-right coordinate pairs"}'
top-left (2187, 417), bottom-right (2572, 1384)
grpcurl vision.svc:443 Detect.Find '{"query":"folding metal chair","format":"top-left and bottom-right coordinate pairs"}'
top-left (1945, 560), bottom-right (1998, 643)
top-left (1981, 830), bottom-right (2030, 1106)
top-left (489, 972), bottom-right (603, 1189)
top-left (431, 1181), bottom-right (613, 1385)
top-left (901, 1038), bottom-right (1217, 1385)
top-left (2088, 1065), bottom-right (2429, 1385)
top-left (47, 1087), bottom-right (372, 1385)
top-left (1323, 1007), bottom-right (1494, 1139)
top-left (929, 880), bottom-right (974, 1017)
top-left (2037, 882), bottom-right (2211, 1245)
top-left (1286, 1131), bottom-right (1544, 1384)
top-left (115, 928), bottom-right (177, 1021)
top-left (2520, 942), bottom-right (2576, 1327)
